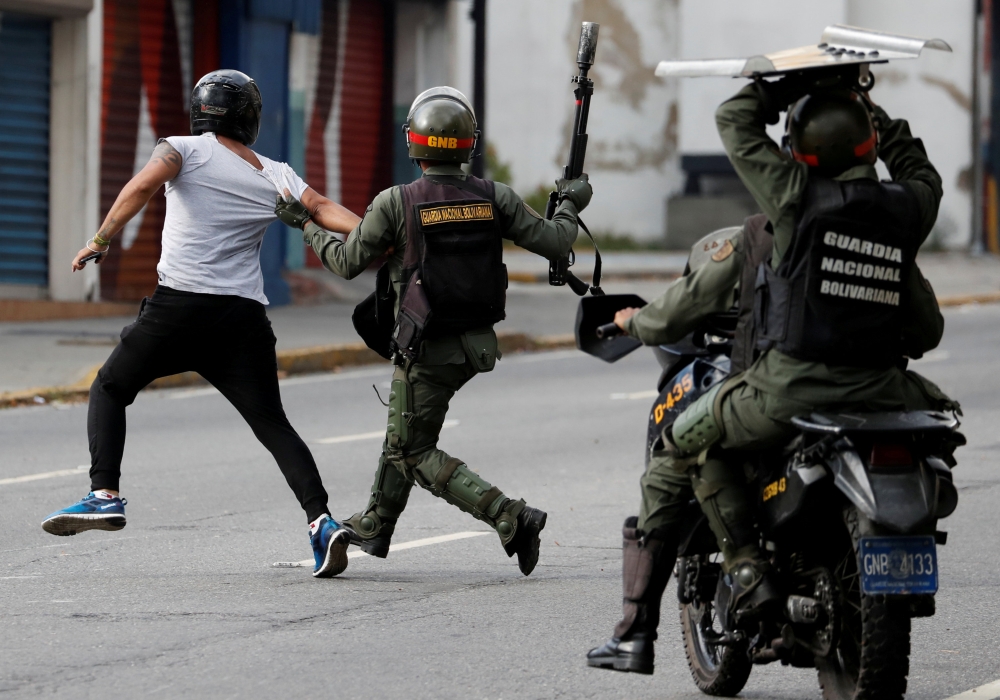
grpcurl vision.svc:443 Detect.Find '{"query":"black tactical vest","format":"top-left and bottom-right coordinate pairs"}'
top-left (731, 214), bottom-right (773, 374)
top-left (397, 175), bottom-right (507, 340)
top-left (754, 178), bottom-right (919, 368)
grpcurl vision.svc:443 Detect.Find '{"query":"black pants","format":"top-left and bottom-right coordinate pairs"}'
top-left (88, 286), bottom-right (329, 523)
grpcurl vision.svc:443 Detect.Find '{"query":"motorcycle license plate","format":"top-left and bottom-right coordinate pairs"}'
top-left (859, 536), bottom-right (938, 595)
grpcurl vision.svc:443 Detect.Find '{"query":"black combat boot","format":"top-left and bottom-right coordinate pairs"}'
top-left (342, 511), bottom-right (396, 559)
top-left (726, 555), bottom-right (781, 626)
top-left (587, 517), bottom-right (676, 675)
top-left (503, 505), bottom-right (547, 576)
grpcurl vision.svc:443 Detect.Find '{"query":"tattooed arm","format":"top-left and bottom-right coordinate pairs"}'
top-left (299, 187), bottom-right (362, 234)
top-left (72, 140), bottom-right (183, 271)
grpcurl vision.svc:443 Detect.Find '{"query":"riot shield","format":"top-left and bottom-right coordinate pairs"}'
top-left (575, 293), bottom-right (646, 363)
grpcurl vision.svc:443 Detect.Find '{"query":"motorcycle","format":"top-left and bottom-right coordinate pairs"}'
top-left (580, 298), bottom-right (963, 700)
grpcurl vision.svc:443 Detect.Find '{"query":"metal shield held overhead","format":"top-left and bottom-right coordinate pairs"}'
top-left (654, 24), bottom-right (952, 80)
top-left (575, 294), bottom-right (646, 363)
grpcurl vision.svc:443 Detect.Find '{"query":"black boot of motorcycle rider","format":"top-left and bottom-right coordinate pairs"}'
top-left (693, 456), bottom-right (780, 625)
top-left (724, 546), bottom-right (780, 625)
top-left (587, 517), bottom-right (676, 675)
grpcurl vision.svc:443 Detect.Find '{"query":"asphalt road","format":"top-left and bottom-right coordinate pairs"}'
top-left (2, 303), bottom-right (1000, 699)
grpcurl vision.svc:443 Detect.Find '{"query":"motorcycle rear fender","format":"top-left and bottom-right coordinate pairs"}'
top-left (827, 438), bottom-right (940, 533)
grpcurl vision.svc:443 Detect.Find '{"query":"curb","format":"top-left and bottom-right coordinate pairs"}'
top-left (4, 288), bottom-right (999, 410)
top-left (936, 291), bottom-right (1000, 307)
top-left (0, 332), bottom-right (577, 409)
top-left (0, 299), bottom-right (136, 322)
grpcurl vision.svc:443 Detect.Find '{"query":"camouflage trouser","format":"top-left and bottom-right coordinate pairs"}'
top-left (638, 370), bottom-right (954, 562)
top-left (354, 333), bottom-right (524, 549)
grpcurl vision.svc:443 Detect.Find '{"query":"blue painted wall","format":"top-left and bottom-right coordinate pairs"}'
top-left (218, 0), bottom-right (320, 305)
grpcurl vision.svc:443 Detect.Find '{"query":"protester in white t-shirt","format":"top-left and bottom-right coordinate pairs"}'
top-left (44, 70), bottom-right (360, 579)
top-left (155, 131), bottom-right (311, 303)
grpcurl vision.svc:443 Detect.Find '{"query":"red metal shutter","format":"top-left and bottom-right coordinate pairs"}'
top-left (99, 0), bottom-right (190, 301)
top-left (338, 0), bottom-right (390, 217)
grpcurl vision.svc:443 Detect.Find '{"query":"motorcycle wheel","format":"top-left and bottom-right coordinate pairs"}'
top-left (679, 556), bottom-right (752, 697)
top-left (817, 507), bottom-right (911, 700)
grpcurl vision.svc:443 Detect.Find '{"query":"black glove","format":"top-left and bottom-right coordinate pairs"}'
top-left (275, 194), bottom-right (312, 229)
top-left (754, 76), bottom-right (809, 125)
top-left (555, 173), bottom-right (593, 212)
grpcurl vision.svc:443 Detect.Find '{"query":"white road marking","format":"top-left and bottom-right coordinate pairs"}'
top-left (280, 367), bottom-right (390, 387)
top-left (315, 419), bottom-right (458, 445)
top-left (314, 430), bottom-right (385, 445)
top-left (160, 351), bottom-right (579, 402)
top-left (944, 679), bottom-right (1000, 700)
top-left (610, 390), bottom-right (658, 400)
top-left (1, 536), bottom-right (139, 555)
top-left (506, 349), bottom-right (581, 364)
top-left (272, 530), bottom-right (491, 568)
top-left (0, 464), bottom-right (88, 487)
top-left (166, 367), bottom-right (393, 400)
top-left (167, 386), bottom-right (219, 399)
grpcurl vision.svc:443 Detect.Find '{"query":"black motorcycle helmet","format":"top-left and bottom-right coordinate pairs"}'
top-left (784, 90), bottom-right (877, 176)
top-left (190, 70), bottom-right (262, 146)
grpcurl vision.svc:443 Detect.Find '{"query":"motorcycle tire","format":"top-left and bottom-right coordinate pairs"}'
top-left (816, 506), bottom-right (911, 700)
top-left (679, 556), bottom-right (752, 696)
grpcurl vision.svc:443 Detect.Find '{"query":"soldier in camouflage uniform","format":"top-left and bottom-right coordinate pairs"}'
top-left (275, 87), bottom-right (592, 576)
top-left (588, 75), bottom-right (959, 675)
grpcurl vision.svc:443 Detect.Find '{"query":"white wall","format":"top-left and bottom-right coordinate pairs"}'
top-left (487, 0), bottom-right (681, 240)
top-left (847, 0), bottom-right (974, 248)
top-left (45, 0), bottom-right (100, 300)
top-left (678, 0), bottom-right (845, 153)
top-left (677, 0), bottom-right (973, 248)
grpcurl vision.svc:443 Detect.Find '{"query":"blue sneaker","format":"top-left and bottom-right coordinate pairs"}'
top-left (42, 492), bottom-right (127, 536)
top-left (311, 515), bottom-right (350, 578)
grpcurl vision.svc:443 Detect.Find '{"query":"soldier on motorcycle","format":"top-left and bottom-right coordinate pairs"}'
top-left (587, 71), bottom-right (959, 675)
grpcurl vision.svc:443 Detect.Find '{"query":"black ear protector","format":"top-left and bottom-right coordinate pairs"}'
top-left (468, 129), bottom-right (483, 160)
top-left (851, 88), bottom-right (881, 162)
top-left (780, 98), bottom-right (801, 160)
top-left (842, 67), bottom-right (880, 159)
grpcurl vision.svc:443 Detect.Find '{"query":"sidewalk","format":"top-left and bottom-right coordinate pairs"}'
top-left (2, 251), bottom-right (999, 402)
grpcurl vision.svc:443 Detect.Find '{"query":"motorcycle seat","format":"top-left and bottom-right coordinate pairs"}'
top-left (791, 410), bottom-right (958, 435)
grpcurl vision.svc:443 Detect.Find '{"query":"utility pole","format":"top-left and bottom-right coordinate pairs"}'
top-left (471, 0), bottom-right (486, 178)
top-left (972, 0), bottom-right (985, 253)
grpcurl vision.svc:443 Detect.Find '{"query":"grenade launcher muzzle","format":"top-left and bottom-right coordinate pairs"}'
top-left (546, 21), bottom-right (603, 298)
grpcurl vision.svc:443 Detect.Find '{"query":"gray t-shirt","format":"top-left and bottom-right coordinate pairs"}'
top-left (158, 132), bottom-right (308, 305)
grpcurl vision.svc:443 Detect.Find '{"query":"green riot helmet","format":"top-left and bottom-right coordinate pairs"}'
top-left (404, 86), bottom-right (479, 163)
top-left (784, 90), bottom-right (878, 176)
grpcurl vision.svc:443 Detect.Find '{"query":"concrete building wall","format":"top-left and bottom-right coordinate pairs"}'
top-left (486, 0), bottom-right (681, 241)
top-left (847, 0), bottom-right (974, 249)
top-left (677, 0), bottom-right (843, 154)
top-left (48, 13), bottom-right (95, 301)
top-left (678, 0), bottom-right (974, 249)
